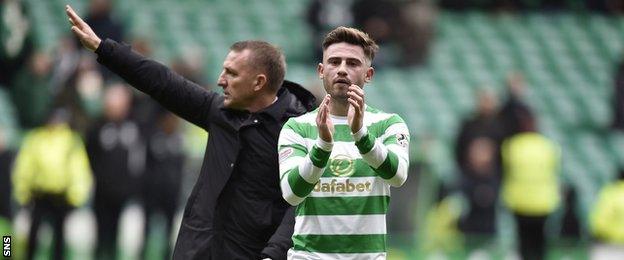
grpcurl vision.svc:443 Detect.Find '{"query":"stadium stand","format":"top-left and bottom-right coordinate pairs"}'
top-left (17, 0), bottom-right (624, 257)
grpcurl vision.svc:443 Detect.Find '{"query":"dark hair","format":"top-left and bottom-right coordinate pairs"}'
top-left (322, 26), bottom-right (379, 62)
top-left (230, 41), bottom-right (286, 92)
top-left (518, 109), bottom-right (536, 132)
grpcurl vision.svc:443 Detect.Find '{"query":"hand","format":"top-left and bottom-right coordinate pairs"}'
top-left (316, 94), bottom-right (334, 143)
top-left (347, 84), bottom-right (364, 134)
top-left (65, 5), bottom-right (101, 52)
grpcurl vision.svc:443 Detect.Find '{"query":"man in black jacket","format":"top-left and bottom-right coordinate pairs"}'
top-left (66, 5), bottom-right (316, 260)
top-left (86, 84), bottom-right (142, 260)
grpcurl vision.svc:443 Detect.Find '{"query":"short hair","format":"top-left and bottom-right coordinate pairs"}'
top-left (230, 41), bottom-right (286, 92)
top-left (322, 26), bottom-right (379, 63)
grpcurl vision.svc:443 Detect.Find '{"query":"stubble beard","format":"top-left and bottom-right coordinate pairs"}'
top-left (323, 78), bottom-right (348, 99)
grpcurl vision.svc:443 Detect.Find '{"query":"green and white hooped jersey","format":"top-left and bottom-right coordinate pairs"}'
top-left (278, 105), bottom-right (410, 260)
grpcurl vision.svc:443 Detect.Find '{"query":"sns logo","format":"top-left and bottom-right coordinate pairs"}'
top-left (2, 236), bottom-right (10, 257)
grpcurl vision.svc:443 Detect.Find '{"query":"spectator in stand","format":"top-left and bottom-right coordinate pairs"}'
top-left (49, 37), bottom-right (82, 99)
top-left (86, 84), bottom-right (143, 260)
top-left (458, 137), bottom-right (500, 255)
top-left (84, 0), bottom-right (123, 44)
top-left (455, 89), bottom-right (504, 175)
top-left (83, 0), bottom-right (125, 80)
top-left (351, 0), bottom-right (401, 67)
top-left (0, 0), bottom-right (34, 87)
top-left (140, 108), bottom-right (185, 260)
top-left (499, 72), bottom-right (533, 139)
top-left (395, 0), bottom-right (437, 67)
top-left (58, 55), bottom-right (105, 134)
top-left (9, 51), bottom-right (53, 129)
top-left (306, 0), bottom-right (355, 62)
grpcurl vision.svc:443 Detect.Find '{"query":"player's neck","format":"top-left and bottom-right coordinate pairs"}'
top-left (329, 99), bottom-right (348, 116)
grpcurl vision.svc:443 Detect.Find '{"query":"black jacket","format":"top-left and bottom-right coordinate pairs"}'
top-left (86, 119), bottom-right (142, 203)
top-left (95, 39), bottom-right (316, 259)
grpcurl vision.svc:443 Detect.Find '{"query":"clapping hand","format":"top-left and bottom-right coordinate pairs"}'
top-left (316, 94), bottom-right (334, 143)
top-left (347, 85), bottom-right (364, 134)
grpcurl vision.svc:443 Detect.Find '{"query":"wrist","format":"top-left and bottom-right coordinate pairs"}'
top-left (94, 38), bottom-right (106, 55)
top-left (92, 38), bottom-right (102, 52)
top-left (316, 137), bottom-right (333, 152)
top-left (310, 138), bottom-right (332, 168)
top-left (355, 132), bottom-right (375, 154)
top-left (351, 126), bottom-right (367, 142)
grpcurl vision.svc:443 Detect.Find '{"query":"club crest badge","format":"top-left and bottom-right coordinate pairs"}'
top-left (396, 133), bottom-right (409, 147)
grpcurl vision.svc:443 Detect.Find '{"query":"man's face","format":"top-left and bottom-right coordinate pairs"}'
top-left (104, 84), bottom-right (131, 121)
top-left (477, 91), bottom-right (497, 117)
top-left (318, 42), bottom-right (374, 101)
top-left (217, 49), bottom-right (258, 110)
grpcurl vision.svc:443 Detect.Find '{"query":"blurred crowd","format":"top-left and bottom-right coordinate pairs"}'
top-left (439, 0), bottom-right (624, 13)
top-left (420, 70), bottom-right (624, 258)
top-left (2, 0), bottom-right (624, 259)
top-left (1, 0), bottom-right (202, 259)
top-left (307, 0), bottom-right (436, 68)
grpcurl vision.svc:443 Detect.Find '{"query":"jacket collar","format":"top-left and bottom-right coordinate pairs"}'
top-left (256, 89), bottom-right (289, 121)
top-left (221, 80), bottom-right (316, 121)
top-left (255, 80), bottom-right (317, 121)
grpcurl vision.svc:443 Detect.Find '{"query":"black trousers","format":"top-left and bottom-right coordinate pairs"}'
top-left (94, 194), bottom-right (127, 260)
top-left (27, 195), bottom-right (70, 260)
top-left (141, 193), bottom-right (177, 260)
top-left (514, 214), bottom-right (547, 260)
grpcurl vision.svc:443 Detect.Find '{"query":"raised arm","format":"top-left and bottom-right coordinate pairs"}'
top-left (66, 5), bottom-right (217, 129)
top-left (279, 95), bottom-right (333, 206)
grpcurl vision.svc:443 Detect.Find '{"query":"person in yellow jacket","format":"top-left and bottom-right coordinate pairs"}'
top-left (501, 111), bottom-right (560, 260)
top-left (12, 108), bottom-right (92, 260)
top-left (590, 169), bottom-right (624, 245)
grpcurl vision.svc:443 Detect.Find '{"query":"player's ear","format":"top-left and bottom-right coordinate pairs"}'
top-left (364, 66), bottom-right (374, 83)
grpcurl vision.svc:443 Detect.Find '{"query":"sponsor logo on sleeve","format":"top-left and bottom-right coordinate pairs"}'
top-left (279, 147), bottom-right (294, 164)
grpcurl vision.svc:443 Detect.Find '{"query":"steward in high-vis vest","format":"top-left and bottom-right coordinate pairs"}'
top-left (590, 169), bottom-right (624, 245)
top-left (12, 109), bottom-right (92, 260)
top-left (501, 111), bottom-right (560, 260)
top-left (501, 132), bottom-right (561, 216)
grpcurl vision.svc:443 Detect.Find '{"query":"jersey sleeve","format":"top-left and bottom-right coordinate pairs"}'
top-left (278, 118), bottom-right (332, 206)
top-left (353, 114), bottom-right (410, 187)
